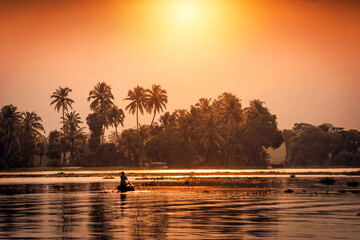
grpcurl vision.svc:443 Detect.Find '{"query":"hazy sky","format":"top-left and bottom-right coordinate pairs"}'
top-left (1, 0), bottom-right (359, 134)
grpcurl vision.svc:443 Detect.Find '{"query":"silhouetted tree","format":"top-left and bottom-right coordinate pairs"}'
top-left (106, 105), bottom-right (125, 141)
top-left (125, 86), bottom-right (146, 132)
top-left (86, 113), bottom-right (103, 152)
top-left (145, 84), bottom-right (168, 126)
top-left (0, 105), bottom-right (22, 168)
top-left (87, 82), bottom-right (114, 143)
top-left (50, 87), bottom-right (74, 130)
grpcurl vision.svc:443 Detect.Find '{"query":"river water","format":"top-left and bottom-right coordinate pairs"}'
top-left (1, 169), bottom-right (360, 239)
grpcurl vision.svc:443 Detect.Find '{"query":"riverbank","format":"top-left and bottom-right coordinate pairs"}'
top-left (1, 167), bottom-right (360, 179)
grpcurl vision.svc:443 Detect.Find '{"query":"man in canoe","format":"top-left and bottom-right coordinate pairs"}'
top-left (118, 172), bottom-right (135, 192)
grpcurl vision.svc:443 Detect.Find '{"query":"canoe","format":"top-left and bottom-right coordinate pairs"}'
top-left (117, 183), bottom-right (135, 192)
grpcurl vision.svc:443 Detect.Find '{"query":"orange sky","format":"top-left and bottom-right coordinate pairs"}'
top-left (0, 0), bottom-right (359, 133)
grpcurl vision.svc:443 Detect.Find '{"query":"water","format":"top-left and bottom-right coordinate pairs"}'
top-left (1, 169), bottom-right (360, 239)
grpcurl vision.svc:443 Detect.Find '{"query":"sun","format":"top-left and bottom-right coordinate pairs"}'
top-left (172, 0), bottom-right (200, 25)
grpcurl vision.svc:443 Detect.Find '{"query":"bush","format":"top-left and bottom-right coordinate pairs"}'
top-left (346, 181), bottom-right (359, 187)
top-left (319, 177), bottom-right (335, 185)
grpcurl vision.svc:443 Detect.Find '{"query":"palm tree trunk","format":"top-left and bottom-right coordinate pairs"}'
top-left (102, 125), bottom-right (105, 144)
top-left (136, 105), bottom-right (139, 132)
top-left (203, 143), bottom-right (209, 166)
top-left (151, 111), bottom-right (156, 126)
top-left (2, 126), bottom-right (11, 161)
top-left (62, 108), bottom-right (65, 131)
top-left (62, 107), bottom-right (66, 164)
top-left (70, 140), bottom-right (74, 165)
top-left (3, 142), bottom-right (12, 164)
top-left (115, 124), bottom-right (120, 142)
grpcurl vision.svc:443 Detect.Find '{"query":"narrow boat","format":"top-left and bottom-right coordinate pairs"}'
top-left (117, 183), bottom-right (135, 192)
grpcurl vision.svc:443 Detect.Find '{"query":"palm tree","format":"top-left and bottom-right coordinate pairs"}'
top-left (50, 87), bottom-right (74, 130)
top-left (145, 84), bottom-right (168, 126)
top-left (63, 111), bottom-right (82, 132)
top-left (117, 129), bottom-right (141, 165)
top-left (63, 111), bottom-right (84, 164)
top-left (106, 106), bottom-right (125, 141)
top-left (87, 82), bottom-right (114, 143)
top-left (125, 86), bottom-right (146, 132)
top-left (0, 105), bottom-right (22, 166)
top-left (218, 93), bottom-right (242, 127)
top-left (195, 98), bottom-right (212, 114)
top-left (21, 112), bottom-right (45, 140)
top-left (138, 125), bottom-right (151, 166)
top-left (87, 82), bottom-right (114, 114)
top-left (217, 93), bottom-right (242, 166)
top-left (21, 112), bottom-right (45, 167)
top-left (198, 114), bottom-right (224, 166)
top-left (188, 106), bottom-right (201, 154)
top-left (159, 112), bottom-right (176, 128)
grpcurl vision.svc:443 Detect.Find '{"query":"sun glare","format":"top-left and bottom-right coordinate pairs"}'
top-left (172, 0), bottom-right (200, 25)
top-left (174, 1), bottom-right (197, 22)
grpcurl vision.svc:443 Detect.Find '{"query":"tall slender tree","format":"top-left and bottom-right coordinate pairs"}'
top-left (21, 111), bottom-right (45, 140)
top-left (0, 105), bottom-right (22, 167)
top-left (21, 111), bottom-right (45, 166)
top-left (50, 87), bottom-right (74, 130)
top-left (217, 93), bottom-right (242, 166)
top-left (198, 114), bottom-right (224, 166)
top-left (106, 105), bottom-right (125, 141)
top-left (87, 82), bottom-right (114, 114)
top-left (145, 84), bottom-right (168, 126)
top-left (63, 111), bottom-right (84, 164)
top-left (195, 98), bottom-right (212, 114)
top-left (63, 111), bottom-right (82, 132)
top-left (125, 86), bottom-right (146, 132)
top-left (87, 82), bottom-right (114, 143)
top-left (50, 87), bottom-right (74, 164)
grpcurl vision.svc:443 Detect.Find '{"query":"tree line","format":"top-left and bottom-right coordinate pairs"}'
top-left (0, 82), bottom-right (169, 168)
top-left (283, 123), bottom-right (360, 167)
top-left (2, 81), bottom-right (358, 169)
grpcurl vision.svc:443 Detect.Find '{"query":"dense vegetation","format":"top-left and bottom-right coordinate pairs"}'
top-left (283, 123), bottom-right (360, 167)
top-left (1, 82), bottom-right (358, 169)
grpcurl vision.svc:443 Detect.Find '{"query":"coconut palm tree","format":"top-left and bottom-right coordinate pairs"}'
top-left (145, 84), bottom-right (168, 126)
top-left (159, 112), bottom-right (176, 128)
top-left (50, 87), bottom-right (74, 130)
top-left (218, 93), bottom-right (242, 127)
top-left (195, 98), bottom-right (212, 114)
top-left (87, 82), bottom-right (114, 143)
top-left (106, 105), bottom-right (125, 141)
top-left (63, 111), bottom-right (84, 164)
top-left (21, 112), bottom-right (45, 167)
top-left (125, 86), bottom-right (146, 132)
top-left (117, 129), bottom-right (141, 165)
top-left (63, 111), bottom-right (82, 132)
top-left (217, 93), bottom-right (243, 166)
top-left (198, 114), bottom-right (224, 166)
top-left (87, 82), bottom-right (114, 114)
top-left (21, 111), bottom-right (45, 140)
top-left (0, 105), bottom-right (22, 167)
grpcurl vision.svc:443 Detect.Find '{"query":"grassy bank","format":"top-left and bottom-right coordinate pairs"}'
top-left (0, 166), bottom-right (150, 173)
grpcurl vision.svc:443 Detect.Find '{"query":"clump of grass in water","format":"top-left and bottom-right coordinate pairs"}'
top-left (284, 189), bottom-right (294, 193)
top-left (319, 177), bottom-right (335, 185)
top-left (142, 181), bottom-right (157, 186)
top-left (345, 171), bottom-right (360, 176)
top-left (53, 185), bottom-right (66, 190)
top-left (103, 176), bottom-right (114, 179)
top-left (346, 181), bottom-right (359, 187)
